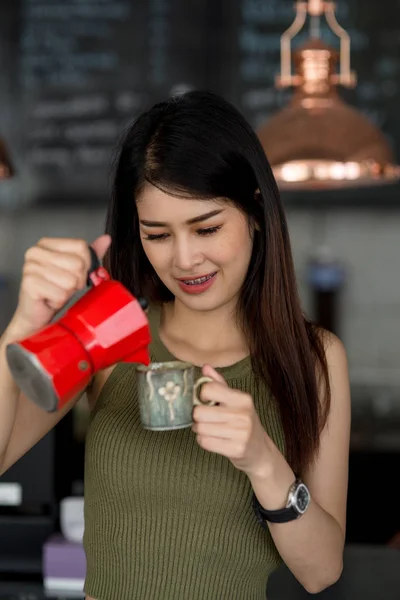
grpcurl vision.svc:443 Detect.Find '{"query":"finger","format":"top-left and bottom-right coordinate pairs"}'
top-left (192, 423), bottom-right (238, 439)
top-left (199, 381), bottom-right (251, 408)
top-left (90, 234), bottom-right (111, 261)
top-left (37, 237), bottom-right (92, 257)
top-left (24, 248), bottom-right (88, 289)
top-left (35, 235), bottom-right (111, 274)
top-left (23, 261), bottom-right (82, 292)
top-left (202, 364), bottom-right (227, 386)
top-left (36, 238), bottom-right (93, 277)
top-left (193, 404), bottom-right (229, 423)
top-left (21, 274), bottom-right (72, 309)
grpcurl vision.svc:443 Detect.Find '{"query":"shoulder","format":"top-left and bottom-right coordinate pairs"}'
top-left (322, 330), bottom-right (348, 370)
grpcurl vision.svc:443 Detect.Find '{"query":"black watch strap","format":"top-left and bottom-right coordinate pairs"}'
top-left (252, 493), bottom-right (300, 527)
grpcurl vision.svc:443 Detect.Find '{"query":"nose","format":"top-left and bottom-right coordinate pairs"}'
top-left (173, 235), bottom-right (203, 272)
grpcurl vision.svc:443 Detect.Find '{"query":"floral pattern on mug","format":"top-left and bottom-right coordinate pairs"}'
top-left (158, 381), bottom-right (181, 421)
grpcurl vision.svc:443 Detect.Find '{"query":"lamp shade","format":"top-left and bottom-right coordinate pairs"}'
top-left (257, 2), bottom-right (400, 190)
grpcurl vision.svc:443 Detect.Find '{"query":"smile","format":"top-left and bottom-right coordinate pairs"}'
top-left (176, 272), bottom-right (218, 295)
top-left (178, 273), bottom-right (216, 286)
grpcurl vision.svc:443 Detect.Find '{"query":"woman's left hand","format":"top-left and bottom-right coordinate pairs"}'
top-left (192, 364), bottom-right (273, 477)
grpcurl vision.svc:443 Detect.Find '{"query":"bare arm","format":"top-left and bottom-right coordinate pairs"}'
top-left (0, 234), bottom-right (111, 476)
top-left (249, 334), bottom-right (351, 593)
top-left (0, 322), bottom-right (84, 476)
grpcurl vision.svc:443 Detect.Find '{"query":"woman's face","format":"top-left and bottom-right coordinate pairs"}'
top-left (137, 185), bottom-right (254, 312)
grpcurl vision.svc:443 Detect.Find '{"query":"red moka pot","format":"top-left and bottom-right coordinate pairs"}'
top-left (6, 248), bottom-right (151, 412)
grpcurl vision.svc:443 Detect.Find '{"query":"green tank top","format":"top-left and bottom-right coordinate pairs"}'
top-left (83, 305), bottom-right (285, 599)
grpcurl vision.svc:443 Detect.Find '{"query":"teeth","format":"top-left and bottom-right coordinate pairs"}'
top-left (182, 274), bottom-right (214, 285)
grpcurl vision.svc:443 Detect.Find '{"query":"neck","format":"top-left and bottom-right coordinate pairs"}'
top-left (161, 298), bottom-right (248, 356)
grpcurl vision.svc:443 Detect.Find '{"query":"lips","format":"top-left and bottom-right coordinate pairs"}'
top-left (177, 273), bottom-right (216, 285)
top-left (176, 272), bottom-right (218, 295)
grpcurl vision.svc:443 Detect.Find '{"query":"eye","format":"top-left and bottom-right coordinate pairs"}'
top-left (143, 225), bottom-right (222, 241)
top-left (197, 225), bottom-right (222, 236)
top-left (143, 233), bottom-right (169, 241)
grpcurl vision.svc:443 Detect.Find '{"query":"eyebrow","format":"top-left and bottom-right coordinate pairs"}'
top-left (139, 209), bottom-right (224, 227)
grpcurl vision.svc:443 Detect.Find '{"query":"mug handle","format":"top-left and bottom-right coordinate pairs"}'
top-left (193, 376), bottom-right (216, 406)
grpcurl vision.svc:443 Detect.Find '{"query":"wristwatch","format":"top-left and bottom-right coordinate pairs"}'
top-left (252, 478), bottom-right (310, 526)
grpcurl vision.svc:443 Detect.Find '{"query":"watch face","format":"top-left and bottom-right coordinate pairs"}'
top-left (294, 484), bottom-right (310, 514)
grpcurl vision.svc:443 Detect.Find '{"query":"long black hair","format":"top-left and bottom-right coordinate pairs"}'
top-left (105, 90), bottom-right (330, 475)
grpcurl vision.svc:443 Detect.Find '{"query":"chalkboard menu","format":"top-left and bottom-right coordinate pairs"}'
top-left (0, 0), bottom-right (214, 207)
top-left (0, 0), bottom-right (400, 207)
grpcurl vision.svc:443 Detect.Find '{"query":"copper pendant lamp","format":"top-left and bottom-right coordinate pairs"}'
top-left (257, 0), bottom-right (400, 190)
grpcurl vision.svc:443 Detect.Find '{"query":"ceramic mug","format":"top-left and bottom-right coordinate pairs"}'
top-left (135, 361), bottom-right (215, 430)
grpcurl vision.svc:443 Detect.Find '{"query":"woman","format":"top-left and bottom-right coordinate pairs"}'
top-left (0, 91), bottom-right (350, 599)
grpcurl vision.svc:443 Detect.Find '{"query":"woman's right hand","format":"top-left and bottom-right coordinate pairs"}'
top-left (10, 234), bottom-right (112, 338)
